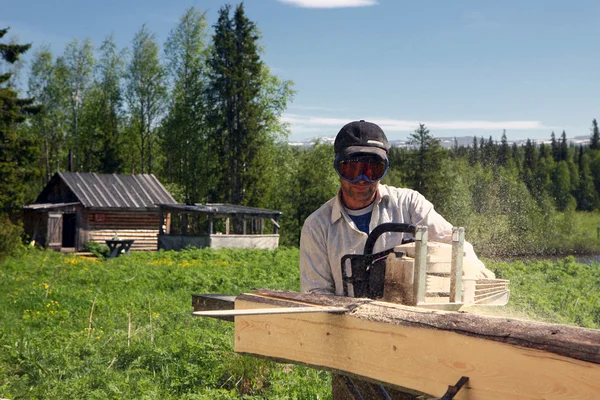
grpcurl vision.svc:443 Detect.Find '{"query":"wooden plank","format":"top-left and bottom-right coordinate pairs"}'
top-left (194, 306), bottom-right (347, 317)
top-left (233, 290), bottom-right (600, 399)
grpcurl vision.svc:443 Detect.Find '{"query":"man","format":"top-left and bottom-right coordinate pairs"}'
top-left (300, 120), bottom-right (494, 296)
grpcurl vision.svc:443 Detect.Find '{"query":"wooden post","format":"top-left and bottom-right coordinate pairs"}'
top-left (78, 207), bottom-right (90, 252)
top-left (182, 213), bottom-right (188, 235)
top-left (413, 226), bottom-right (428, 305)
top-left (450, 227), bottom-right (465, 303)
top-left (159, 210), bottom-right (165, 235)
top-left (209, 218), bottom-right (213, 235)
top-left (225, 218), bottom-right (230, 235)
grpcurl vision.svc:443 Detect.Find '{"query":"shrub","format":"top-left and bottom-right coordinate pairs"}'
top-left (84, 241), bottom-right (110, 259)
top-left (0, 217), bottom-right (24, 259)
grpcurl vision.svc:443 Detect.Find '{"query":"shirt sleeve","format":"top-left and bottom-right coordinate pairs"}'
top-left (407, 190), bottom-right (453, 243)
top-left (299, 219), bottom-right (336, 295)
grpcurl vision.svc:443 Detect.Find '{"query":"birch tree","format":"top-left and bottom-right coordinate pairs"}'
top-left (61, 38), bottom-right (95, 171)
top-left (28, 47), bottom-right (69, 180)
top-left (163, 7), bottom-right (209, 203)
top-left (126, 25), bottom-right (166, 174)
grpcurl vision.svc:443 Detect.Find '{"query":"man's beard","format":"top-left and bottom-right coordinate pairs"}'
top-left (340, 180), bottom-right (377, 208)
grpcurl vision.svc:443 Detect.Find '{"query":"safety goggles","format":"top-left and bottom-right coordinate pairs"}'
top-left (334, 156), bottom-right (389, 183)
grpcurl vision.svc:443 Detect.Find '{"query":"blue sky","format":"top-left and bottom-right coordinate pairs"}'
top-left (3, 0), bottom-right (600, 142)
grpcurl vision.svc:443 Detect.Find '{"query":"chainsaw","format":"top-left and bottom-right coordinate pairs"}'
top-left (340, 223), bottom-right (509, 310)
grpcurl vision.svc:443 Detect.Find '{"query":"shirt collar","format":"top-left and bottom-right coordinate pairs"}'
top-left (330, 184), bottom-right (389, 224)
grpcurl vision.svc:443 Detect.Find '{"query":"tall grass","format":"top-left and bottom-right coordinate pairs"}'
top-left (1, 247), bottom-right (598, 399)
top-left (0, 247), bottom-right (329, 399)
top-left (488, 256), bottom-right (600, 328)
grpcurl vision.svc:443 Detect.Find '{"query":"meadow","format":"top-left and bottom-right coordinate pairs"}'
top-left (1, 247), bottom-right (599, 399)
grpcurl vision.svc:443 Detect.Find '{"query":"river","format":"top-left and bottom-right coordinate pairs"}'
top-left (575, 255), bottom-right (600, 265)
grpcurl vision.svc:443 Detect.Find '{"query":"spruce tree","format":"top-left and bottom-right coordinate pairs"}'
top-left (407, 123), bottom-right (446, 203)
top-left (205, 3), bottom-right (293, 208)
top-left (591, 119), bottom-right (600, 150)
top-left (523, 139), bottom-right (538, 171)
top-left (539, 142), bottom-right (549, 160)
top-left (577, 153), bottom-right (598, 210)
top-left (482, 135), bottom-right (495, 165)
top-left (522, 139), bottom-right (538, 197)
top-left (470, 136), bottom-right (479, 165)
top-left (550, 131), bottom-right (559, 161)
top-left (0, 28), bottom-right (42, 214)
top-left (559, 130), bottom-right (568, 161)
top-left (499, 130), bottom-right (509, 166)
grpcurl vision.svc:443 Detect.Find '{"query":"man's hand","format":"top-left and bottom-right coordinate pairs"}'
top-left (462, 256), bottom-right (496, 279)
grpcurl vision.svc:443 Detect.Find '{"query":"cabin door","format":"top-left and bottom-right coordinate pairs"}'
top-left (62, 213), bottom-right (77, 248)
top-left (47, 212), bottom-right (63, 249)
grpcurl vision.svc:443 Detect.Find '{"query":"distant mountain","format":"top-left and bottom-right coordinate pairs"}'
top-left (289, 135), bottom-right (591, 149)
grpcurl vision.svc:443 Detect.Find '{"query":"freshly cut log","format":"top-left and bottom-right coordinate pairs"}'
top-left (234, 290), bottom-right (600, 400)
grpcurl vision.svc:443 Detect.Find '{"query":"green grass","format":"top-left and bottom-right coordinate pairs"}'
top-left (0, 247), bottom-right (329, 399)
top-left (1, 247), bottom-right (599, 399)
top-left (487, 256), bottom-right (600, 328)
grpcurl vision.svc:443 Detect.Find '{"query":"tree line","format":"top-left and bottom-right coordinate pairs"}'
top-left (2, 5), bottom-right (600, 257)
top-left (383, 122), bottom-right (600, 256)
top-left (10, 4), bottom-right (294, 208)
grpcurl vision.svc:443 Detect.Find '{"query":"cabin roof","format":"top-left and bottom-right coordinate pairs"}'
top-left (158, 203), bottom-right (282, 218)
top-left (35, 172), bottom-right (176, 210)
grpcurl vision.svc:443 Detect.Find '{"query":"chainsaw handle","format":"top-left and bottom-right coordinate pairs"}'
top-left (363, 223), bottom-right (417, 255)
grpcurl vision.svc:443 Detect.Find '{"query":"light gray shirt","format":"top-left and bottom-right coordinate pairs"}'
top-left (300, 184), bottom-right (486, 295)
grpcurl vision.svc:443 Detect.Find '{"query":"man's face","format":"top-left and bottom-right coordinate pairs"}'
top-left (339, 178), bottom-right (379, 210)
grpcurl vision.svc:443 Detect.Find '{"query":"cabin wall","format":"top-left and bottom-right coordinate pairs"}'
top-left (157, 233), bottom-right (279, 251)
top-left (210, 234), bottom-right (279, 249)
top-left (87, 210), bottom-right (160, 250)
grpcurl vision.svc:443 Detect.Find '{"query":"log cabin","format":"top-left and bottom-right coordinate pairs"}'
top-left (23, 172), bottom-right (176, 252)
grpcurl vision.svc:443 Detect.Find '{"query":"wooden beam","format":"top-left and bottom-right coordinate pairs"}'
top-left (234, 290), bottom-right (600, 399)
top-left (192, 294), bottom-right (236, 322)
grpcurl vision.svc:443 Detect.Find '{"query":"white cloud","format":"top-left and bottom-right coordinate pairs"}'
top-left (277, 0), bottom-right (378, 9)
top-left (283, 113), bottom-right (546, 137)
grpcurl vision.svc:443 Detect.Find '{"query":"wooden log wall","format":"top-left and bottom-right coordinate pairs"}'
top-left (87, 211), bottom-right (160, 250)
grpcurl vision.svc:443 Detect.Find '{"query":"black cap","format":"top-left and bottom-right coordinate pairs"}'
top-left (334, 120), bottom-right (390, 161)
